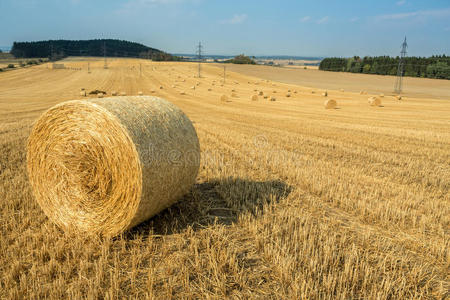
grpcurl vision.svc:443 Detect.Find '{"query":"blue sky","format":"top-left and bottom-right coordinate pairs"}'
top-left (1, 0), bottom-right (449, 57)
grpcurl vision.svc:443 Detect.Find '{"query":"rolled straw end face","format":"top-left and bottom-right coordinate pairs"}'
top-left (27, 96), bottom-right (200, 236)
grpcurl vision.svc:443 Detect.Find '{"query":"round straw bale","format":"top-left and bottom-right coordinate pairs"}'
top-left (138, 91), bottom-right (143, 96)
top-left (270, 96), bottom-right (276, 101)
top-left (322, 91), bottom-right (328, 97)
top-left (263, 95), bottom-right (269, 99)
top-left (81, 88), bottom-right (85, 91)
top-left (121, 92), bottom-right (126, 96)
top-left (340, 88), bottom-right (344, 92)
top-left (80, 91), bottom-right (86, 97)
top-left (368, 97), bottom-right (382, 106)
top-left (324, 99), bottom-right (337, 109)
top-left (180, 91), bottom-right (186, 95)
top-left (231, 92), bottom-right (238, 98)
top-left (258, 91), bottom-right (264, 96)
top-left (286, 93), bottom-right (291, 97)
top-left (395, 95), bottom-right (402, 100)
top-left (379, 93), bottom-right (385, 97)
top-left (251, 95), bottom-right (258, 101)
top-left (208, 88), bottom-right (212, 91)
top-left (159, 85), bottom-right (163, 89)
top-left (97, 93), bottom-right (104, 98)
top-left (111, 91), bottom-right (117, 96)
top-left (27, 96), bottom-right (200, 236)
top-left (191, 86), bottom-right (195, 90)
top-left (220, 94), bottom-right (228, 102)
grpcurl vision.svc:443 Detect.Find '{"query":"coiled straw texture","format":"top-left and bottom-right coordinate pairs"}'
top-left (27, 96), bottom-right (200, 236)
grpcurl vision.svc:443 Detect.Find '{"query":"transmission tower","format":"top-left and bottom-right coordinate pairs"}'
top-left (223, 65), bottom-right (226, 83)
top-left (196, 42), bottom-right (203, 78)
top-left (103, 42), bottom-right (108, 69)
top-left (394, 37), bottom-right (407, 94)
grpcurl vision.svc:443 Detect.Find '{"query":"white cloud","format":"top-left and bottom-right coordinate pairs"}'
top-left (350, 17), bottom-right (359, 22)
top-left (375, 8), bottom-right (450, 21)
top-left (396, 0), bottom-right (406, 6)
top-left (316, 16), bottom-right (329, 24)
top-left (221, 14), bottom-right (248, 24)
top-left (300, 16), bottom-right (311, 22)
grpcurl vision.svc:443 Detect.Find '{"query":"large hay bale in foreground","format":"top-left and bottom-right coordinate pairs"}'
top-left (324, 99), bottom-right (337, 109)
top-left (27, 96), bottom-right (200, 236)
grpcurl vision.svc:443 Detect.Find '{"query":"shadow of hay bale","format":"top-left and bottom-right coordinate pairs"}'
top-left (127, 177), bottom-right (292, 237)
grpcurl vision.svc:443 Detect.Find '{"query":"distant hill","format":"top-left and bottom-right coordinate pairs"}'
top-left (10, 39), bottom-right (180, 61)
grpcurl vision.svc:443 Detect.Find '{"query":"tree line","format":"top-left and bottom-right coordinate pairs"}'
top-left (319, 55), bottom-right (450, 80)
top-left (10, 39), bottom-right (181, 61)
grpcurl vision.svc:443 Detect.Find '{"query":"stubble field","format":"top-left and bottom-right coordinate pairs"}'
top-left (0, 58), bottom-right (449, 299)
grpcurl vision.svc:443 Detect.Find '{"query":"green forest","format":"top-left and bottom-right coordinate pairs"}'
top-left (319, 55), bottom-right (450, 79)
top-left (10, 39), bottom-right (180, 61)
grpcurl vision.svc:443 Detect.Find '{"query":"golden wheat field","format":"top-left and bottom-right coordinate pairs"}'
top-left (0, 58), bottom-right (449, 299)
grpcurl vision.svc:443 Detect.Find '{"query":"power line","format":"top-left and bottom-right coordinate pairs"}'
top-left (103, 42), bottom-right (108, 69)
top-left (196, 42), bottom-right (202, 78)
top-left (394, 37), bottom-right (408, 94)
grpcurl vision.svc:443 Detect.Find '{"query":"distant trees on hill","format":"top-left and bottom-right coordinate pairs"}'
top-left (319, 55), bottom-right (450, 79)
top-left (10, 39), bottom-right (180, 61)
top-left (225, 54), bottom-right (256, 64)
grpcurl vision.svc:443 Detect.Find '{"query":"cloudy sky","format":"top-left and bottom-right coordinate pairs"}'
top-left (1, 0), bottom-right (449, 57)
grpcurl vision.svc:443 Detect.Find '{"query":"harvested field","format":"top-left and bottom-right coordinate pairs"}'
top-left (0, 58), bottom-right (449, 299)
top-left (224, 63), bottom-right (450, 99)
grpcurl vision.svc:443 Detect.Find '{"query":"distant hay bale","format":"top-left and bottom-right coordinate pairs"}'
top-left (368, 97), bottom-right (382, 106)
top-left (97, 93), bottom-right (104, 98)
top-left (138, 91), bottom-right (143, 96)
top-left (27, 96), bottom-right (200, 237)
top-left (293, 90), bottom-right (297, 94)
top-left (80, 88), bottom-right (85, 91)
top-left (231, 89), bottom-right (236, 92)
top-left (159, 86), bottom-right (163, 89)
top-left (270, 96), bottom-right (276, 101)
top-left (111, 91), bottom-right (117, 96)
top-left (263, 95), bottom-right (269, 99)
top-left (395, 95), bottom-right (402, 100)
top-left (251, 95), bottom-right (258, 101)
top-left (180, 91), bottom-right (186, 95)
top-left (171, 85), bottom-right (176, 88)
top-left (151, 90), bottom-right (156, 93)
top-left (311, 91), bottom-right (315, 94)
top-left (253, 89), bottom-right (258, 92)
top-left (360, 90), bottom-right (366, 95)
top-left (340, 88), bottom-right (344, 92)
top-left (322, 91), bottom-right (328, 97)
top-left (80, 91), bottom-right (86, 97)
top-left (273, 90), bottom-right (277, 93)
top-left (286, 93), bottom-right (291, 97)
top-left (191, 86), bottom-right (195, 90)
top-left (220, 94), bottom-right (228, 102)
top-left (208, 88), bottom-right (212, 91)
top-left (288, 89), bottom-right (291, 92)
top-left (121, 92), bottom-right (126, 96)
top-left (231, 92), bottom-right (238, 98)
top-left (379, 93), bottom-right (385, 97)
top-left (258, 91), bottom-right (264, 96)
top-left (324, 99), bottom-right (337, 109)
